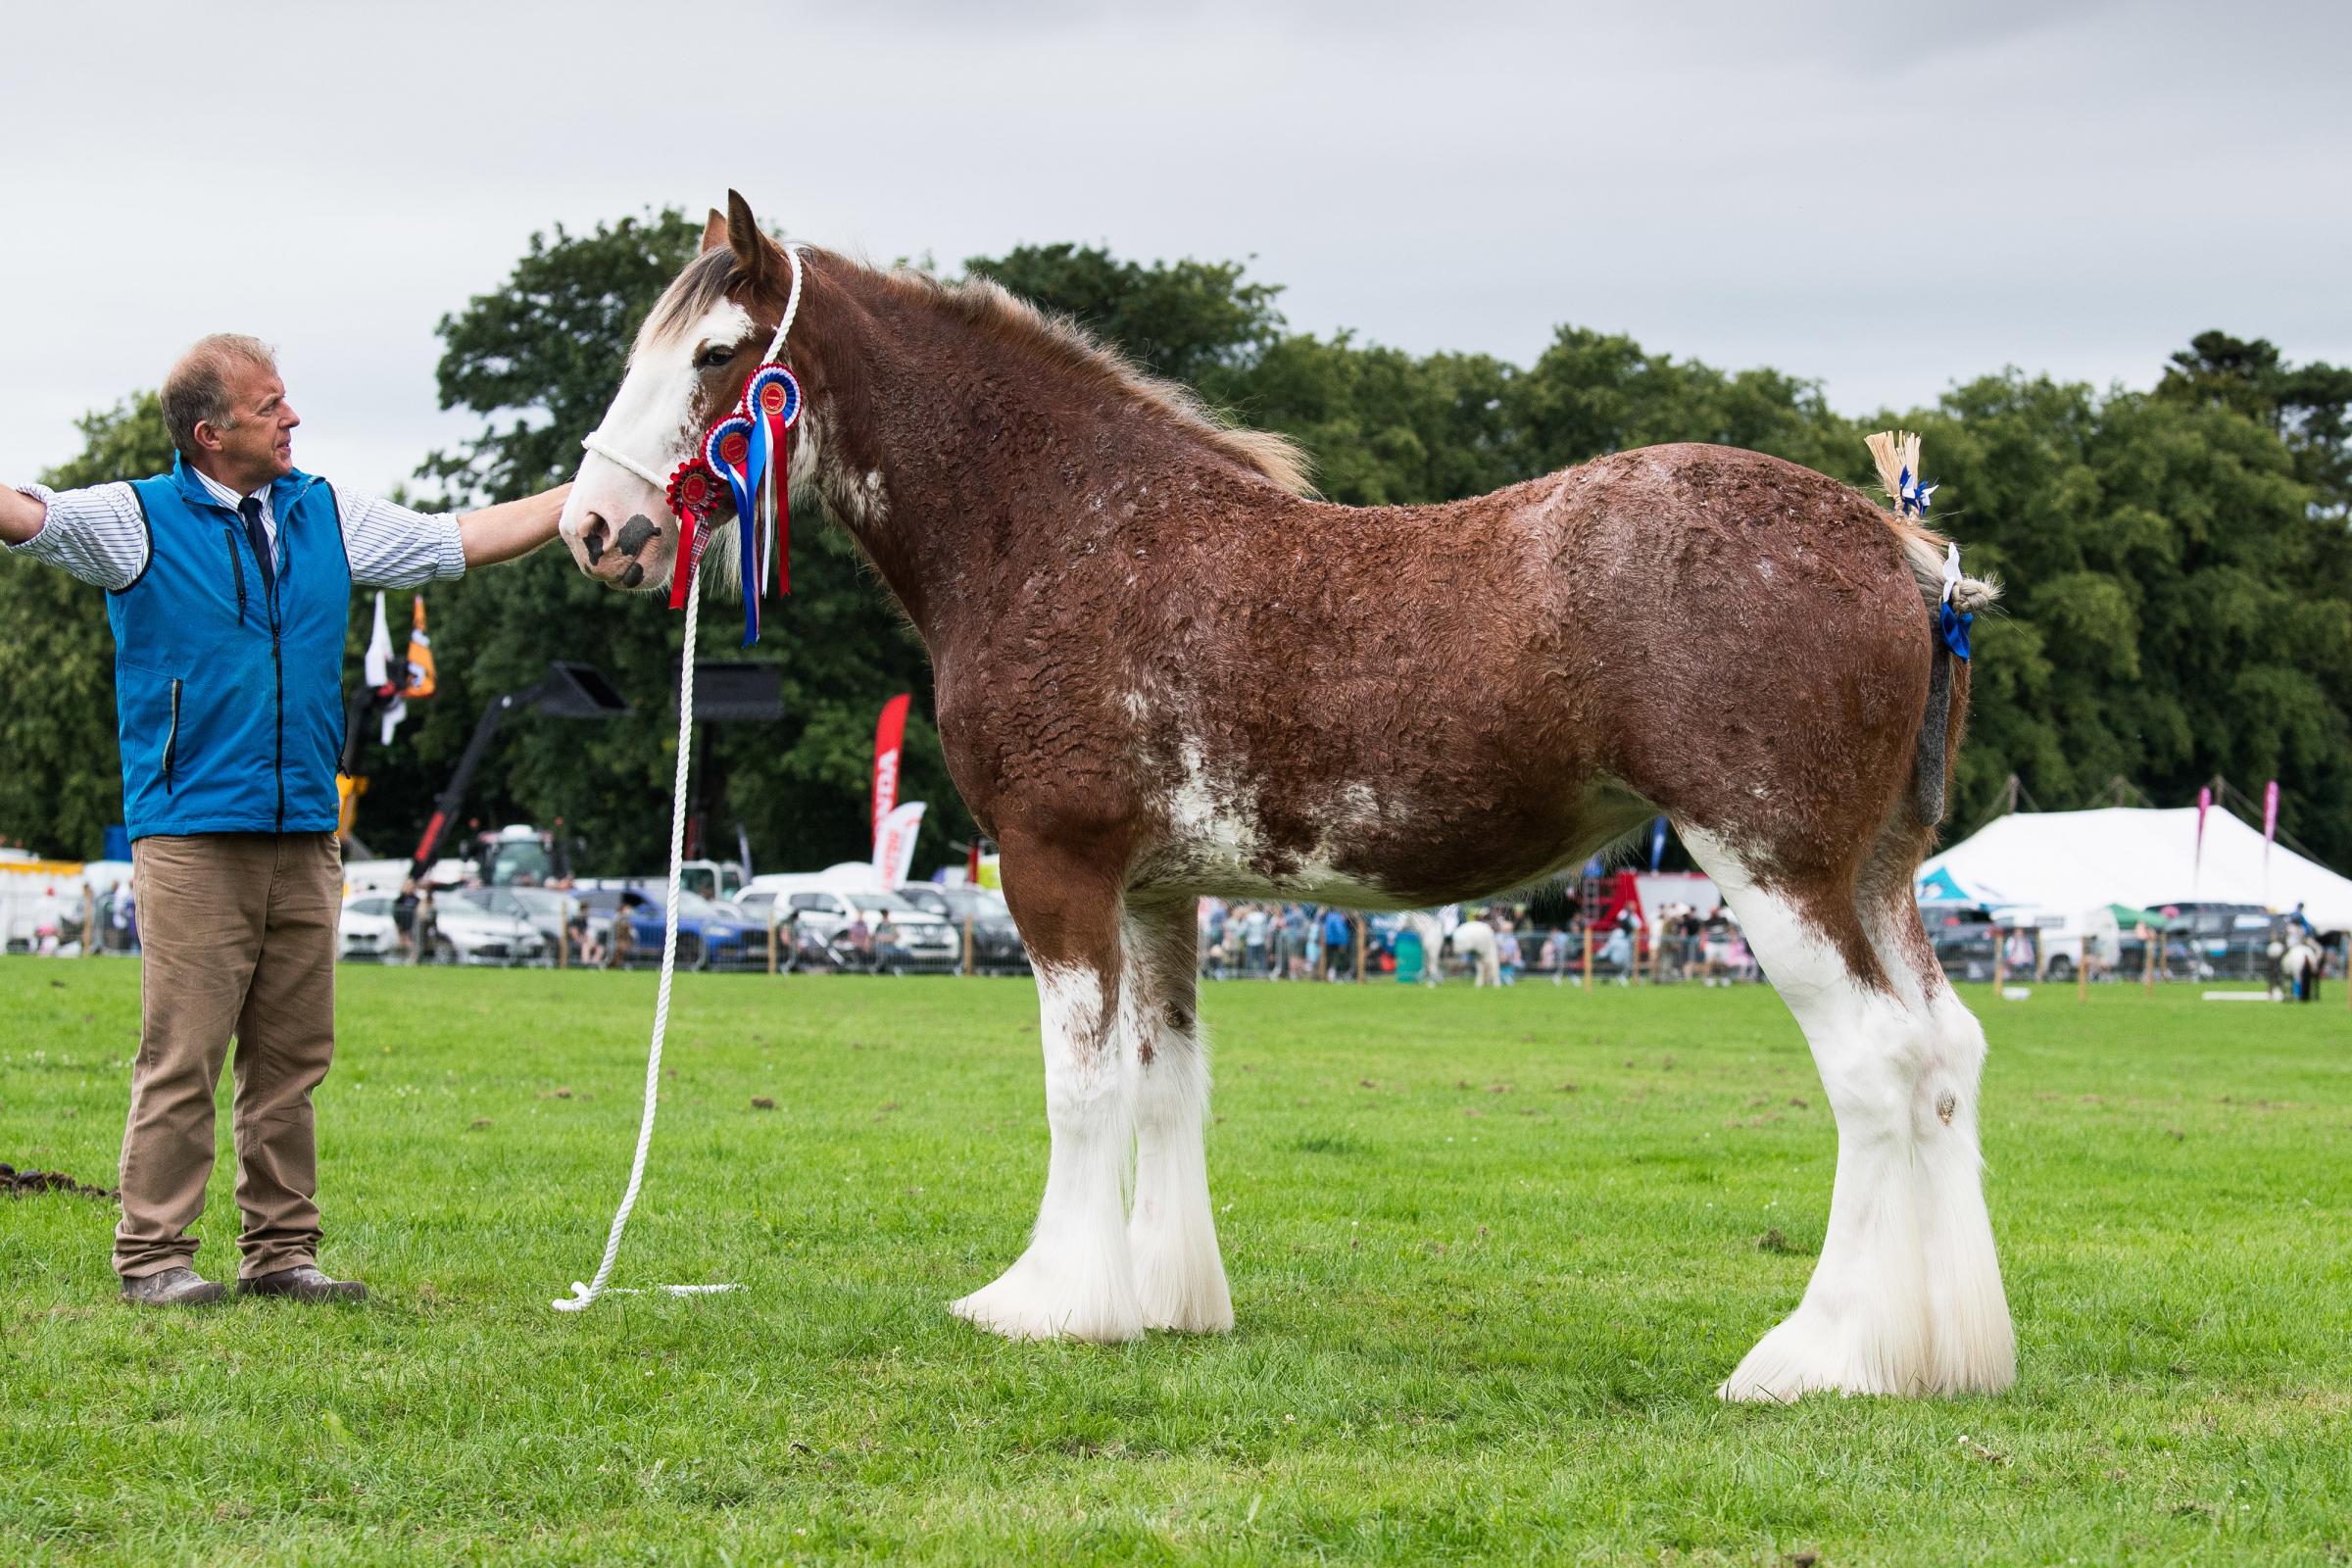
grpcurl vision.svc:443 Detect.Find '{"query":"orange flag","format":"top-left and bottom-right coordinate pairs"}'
top-left (403, 595), bottom-right (437, 700)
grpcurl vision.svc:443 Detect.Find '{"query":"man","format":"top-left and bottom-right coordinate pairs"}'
top-left (1, 333), bottom-right (568, 1306)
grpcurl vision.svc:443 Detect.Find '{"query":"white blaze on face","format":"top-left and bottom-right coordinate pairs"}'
top-left (560, 299), bottom-right (757, 564)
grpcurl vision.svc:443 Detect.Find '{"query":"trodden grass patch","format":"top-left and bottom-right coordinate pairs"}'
top-left (2, 959), bottom-right (2348, 1564)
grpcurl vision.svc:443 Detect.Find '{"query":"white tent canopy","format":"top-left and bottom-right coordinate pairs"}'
top-left (1918, 807), bottom-right (2352, 933)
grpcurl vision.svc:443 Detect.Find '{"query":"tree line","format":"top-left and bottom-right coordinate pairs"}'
top-left (4, 212), bottom-right (2347, 874)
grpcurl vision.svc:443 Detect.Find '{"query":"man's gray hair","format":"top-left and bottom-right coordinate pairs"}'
top-left (161, 333), bottom-right (278, 455)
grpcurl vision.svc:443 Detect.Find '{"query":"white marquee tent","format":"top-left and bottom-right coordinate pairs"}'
top-left (1917, 807), bottom-right (2352, 933)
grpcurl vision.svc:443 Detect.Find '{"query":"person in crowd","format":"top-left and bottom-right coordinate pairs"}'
top-left (33, 886), bottom-right (65, 956)
top-left (1724, 919), bottom-right (1756, 982)
top-left (600, 893), bottom-right (635, 968)
top-left (1496, 915), bottom-right (1521, 986)
top-left (413, 887), bottom-right (440, 966)
top-left (1599, 909), bottom-right (1635, 985)
top-left (2, 331), bottom-right (568, 1303)
top-left (567, 899), bottom-right (600, 967)
top-left (1280, 904), bottom-right (1309, 979)
top-left (392, 878), bottom-right (420, 962)
top-left (1241, 903), bottom-right (1271, 978)
top-left (839, 909), bottom-right (874, 968)
top-left (1322, 906), bottom-right (1353, 980)
top-left (1700, 906), bottom-right (1733, 986)
top-left (873, 913), bottom-right (910, 972)
top-left (2002, 926), bottom-right (2036, 978)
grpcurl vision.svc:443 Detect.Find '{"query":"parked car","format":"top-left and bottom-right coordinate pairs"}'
top-left (765, 887), bottom-right (962, 973)
top-left (575, 887), bottom-right (770, 970)
top-left (445, 886), bottom-right (575, 957)
top-left (339, 893), bottom-right (404, 962)
top-left (426, 890), bottom-right (549, 965)
top-left (894, 883), bottom-right (1029, 972)
top-left (1921, 904), bottom-right (2000, 982)
top-left (2156, 902), bottom-right (2281, 981)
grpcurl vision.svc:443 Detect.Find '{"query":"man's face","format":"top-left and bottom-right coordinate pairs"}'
top-left (202, 362), bottom-right (300, 488)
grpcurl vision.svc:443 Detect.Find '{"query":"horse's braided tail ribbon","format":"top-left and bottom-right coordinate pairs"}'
top-left (1865, 428), bottom-right (1974, 662)
top-left (552, 549), bottom-right (742, 1313)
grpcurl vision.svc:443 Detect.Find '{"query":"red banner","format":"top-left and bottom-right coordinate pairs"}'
top-left (872, 693), bottom-right (910, 857)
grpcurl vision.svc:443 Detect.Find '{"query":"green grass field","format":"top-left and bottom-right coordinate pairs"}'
top-left (2, 960), bottom-right (2347, 1565)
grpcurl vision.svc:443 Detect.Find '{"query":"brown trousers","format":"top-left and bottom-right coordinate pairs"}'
top-left (115, 832), bottom-right (341, 1280)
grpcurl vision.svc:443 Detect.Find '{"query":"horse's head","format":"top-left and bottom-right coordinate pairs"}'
top-left (561, 190), bottom-right (798, 592)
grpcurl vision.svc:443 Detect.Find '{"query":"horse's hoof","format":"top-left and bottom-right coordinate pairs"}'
top-left (1716, 1306), bottom-right (2016, 1402)
top-left (950, 1252), bottom-right (1143, 1344)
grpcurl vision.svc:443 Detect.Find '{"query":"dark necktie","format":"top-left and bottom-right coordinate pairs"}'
top-left (238, 496), bottom-right (274, 594)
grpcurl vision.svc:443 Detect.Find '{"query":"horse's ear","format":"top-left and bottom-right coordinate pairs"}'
top-left (700, 208), bottom-right (728, 255)
top-left (725, 189), bottom-right (772, 286)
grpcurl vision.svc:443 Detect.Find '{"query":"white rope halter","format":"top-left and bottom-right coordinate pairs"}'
top-left (579, 244), bottom-right (807, 492)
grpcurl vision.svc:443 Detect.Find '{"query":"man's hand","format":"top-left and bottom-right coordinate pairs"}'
top-left (458, 483), bottom-right (572, 569)
top-left (0, 485), bottom-right (46, 546)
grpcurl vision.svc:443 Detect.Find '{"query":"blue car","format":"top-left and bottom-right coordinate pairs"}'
top-left (580, 888), bottom-right (771, 970)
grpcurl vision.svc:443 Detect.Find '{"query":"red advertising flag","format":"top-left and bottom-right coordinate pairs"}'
top-left (872, 693), bottom-right (911, 856)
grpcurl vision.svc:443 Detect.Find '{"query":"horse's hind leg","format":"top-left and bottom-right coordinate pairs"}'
top-left (1124, 898), bottom-right (1235, 1333)
top-left (1856, 847), bottom-right (2016, 1396)
top-left (1680, 825), bottom-right (2014, 1399)
top-left (951, 833), bottom-right (1143, 1343)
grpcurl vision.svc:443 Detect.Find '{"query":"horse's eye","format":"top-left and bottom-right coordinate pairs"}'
top-left (696, 346), bottom-right (736, 370)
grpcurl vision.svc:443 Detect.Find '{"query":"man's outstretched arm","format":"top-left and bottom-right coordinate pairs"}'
top-left (344, 483), bottom-right (573, 589)
top-left (2, 484), bottom-right (48, 545)
top-left (459, 484), bottom-right (571, 569)
top-left (4, 480), bottom-right (148, 588)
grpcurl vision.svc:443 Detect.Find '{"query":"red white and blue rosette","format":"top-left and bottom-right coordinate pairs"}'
top-left (743, 364), bottom-right (801, 606)
top-left (662, 462), bottom-right (718, 610)
top-left (702, 414), bottom-right (763, 644)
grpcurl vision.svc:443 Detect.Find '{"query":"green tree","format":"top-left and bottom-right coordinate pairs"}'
top-left (2158, 330), bottom-right (2352, 519)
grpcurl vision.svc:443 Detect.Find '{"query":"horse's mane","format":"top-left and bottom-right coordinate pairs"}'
top-left (645, 245), bottom-right (1315, 497)
top-left (882, 268), bottom-right (1316, 497)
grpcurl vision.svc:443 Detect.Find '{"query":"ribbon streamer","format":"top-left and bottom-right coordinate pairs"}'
top-left (1897, 465), bottom-right (1938, 518)
top-left (1937, 541), bottom-right (1972, 660)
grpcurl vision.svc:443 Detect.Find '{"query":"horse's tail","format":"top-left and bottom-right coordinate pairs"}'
top-left (1862, 431), bottom-right (1999, 830)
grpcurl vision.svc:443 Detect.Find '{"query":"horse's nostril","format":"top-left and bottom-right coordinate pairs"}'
top-left (620, 563), bottom-right (646, 589)
top-left (615, 514), bottom-right (661, 559)
top-left (581, 512), bottom-right (610, 565)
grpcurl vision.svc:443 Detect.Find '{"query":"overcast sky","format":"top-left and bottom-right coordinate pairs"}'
top-left (7, 0), bottom-right (2346, 495)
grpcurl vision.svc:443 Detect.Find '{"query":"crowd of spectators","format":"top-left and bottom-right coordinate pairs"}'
top-left (1194, 895), bottom-right (1759, 984)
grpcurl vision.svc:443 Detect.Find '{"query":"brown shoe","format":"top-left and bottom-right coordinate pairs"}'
top-left (240, 1265), bottom-right (368, 1302)
top-left (121, 1266), bottom-right (227, 1306)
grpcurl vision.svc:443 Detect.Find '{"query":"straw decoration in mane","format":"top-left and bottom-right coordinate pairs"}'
top-left (560, 192), bottom-right (2015, 1401)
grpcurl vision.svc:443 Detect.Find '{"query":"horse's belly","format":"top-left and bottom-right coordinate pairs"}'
top-left (1135, 779), bottom-right (1642, 910)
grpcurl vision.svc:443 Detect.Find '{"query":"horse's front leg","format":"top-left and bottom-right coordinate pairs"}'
top-left (1124, 897), bottom-right (1234, 1333)
top-left (951, 834), bottom-right (1144, 1343)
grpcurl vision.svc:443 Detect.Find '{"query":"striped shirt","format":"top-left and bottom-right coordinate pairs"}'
top-left (7, 471), bottom-right (466, 592)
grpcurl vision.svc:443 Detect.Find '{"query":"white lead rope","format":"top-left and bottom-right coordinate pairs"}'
top-left (552, 552), bottom-right (740, 1312)
top-left (554, 246), bottom-right (808, 1312)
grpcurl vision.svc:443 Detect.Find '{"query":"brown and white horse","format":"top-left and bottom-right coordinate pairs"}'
top-left (560, 193), bottom-right (2014, 1401)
